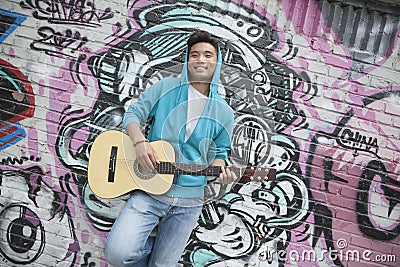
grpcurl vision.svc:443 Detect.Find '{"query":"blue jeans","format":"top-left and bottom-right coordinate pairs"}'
top-left (104, 190), bottom-right (203, 267)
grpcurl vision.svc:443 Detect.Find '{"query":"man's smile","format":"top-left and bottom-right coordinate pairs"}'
top-left (194, 66), bottom-right (207, 70)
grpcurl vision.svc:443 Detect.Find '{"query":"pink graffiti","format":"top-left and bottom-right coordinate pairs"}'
top-left (309, 88), bottom-right (400, 265)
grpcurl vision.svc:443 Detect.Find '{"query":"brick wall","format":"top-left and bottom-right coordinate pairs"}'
top-left (0, 0), bottom-right (399, 266)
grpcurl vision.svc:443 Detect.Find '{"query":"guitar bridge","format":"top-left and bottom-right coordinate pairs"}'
top-left (108, 146), bottom-right (118, 183)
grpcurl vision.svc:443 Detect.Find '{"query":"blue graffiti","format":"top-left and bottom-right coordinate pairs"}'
top-left (0, 9), bottom-right (26, 43)
top-left (0, 122), bottom-right (26, 151)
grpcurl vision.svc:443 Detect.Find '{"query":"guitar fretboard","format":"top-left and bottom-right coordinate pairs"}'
top-left (156, 162), bottom-right (224, 176)
top-left (154, 162), bottom-right (276, 182)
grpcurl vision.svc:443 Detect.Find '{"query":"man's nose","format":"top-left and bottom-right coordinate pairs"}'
top-left (198, 54), bottom-right (206, 62)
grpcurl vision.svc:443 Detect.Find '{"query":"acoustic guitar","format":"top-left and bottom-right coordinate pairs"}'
top-left (87, 130), bottom-right (276, 198)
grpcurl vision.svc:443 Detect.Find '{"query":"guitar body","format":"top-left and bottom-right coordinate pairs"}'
top-left (88, 130), bottom-right (175, 198)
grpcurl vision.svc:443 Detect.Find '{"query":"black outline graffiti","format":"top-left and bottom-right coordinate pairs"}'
top-left (0, 166), bottom-right (80, 265)
top-left (80, 251), bottom-right (96, 267)
top-left (323, 157), bottom-right (348, 191)
top-left (20, 0), bottom-right (113, 27)
top-left (312, 203), bottom-right (344, 267)
top-left (337, 128), bottom-right (379, 157)
top-left (31, 26), bottom-right (88, 58)
top-left (356, 160), bottom-right (400, 240)
top-left (282, 39), bottom-right (299, 61)
top-left (0, 155), bottom-right (41, 166)
top-left (0, 204), bottom-right (45, 265)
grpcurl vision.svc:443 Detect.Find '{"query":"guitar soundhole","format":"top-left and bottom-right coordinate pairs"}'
top-left (133, 160), bottom-right (157, 180)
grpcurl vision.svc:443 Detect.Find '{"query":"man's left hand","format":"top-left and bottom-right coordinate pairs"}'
top-left (216, 165), bottom-right (238, 184)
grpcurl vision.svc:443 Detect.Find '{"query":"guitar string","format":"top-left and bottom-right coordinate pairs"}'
top-left (111, 161), bottom-right (273, 181)
top-left (111, 160), bottom-right (270, 178)
top-left (114, 162), bottom-right (222, 174)
top-left (112, 162), bottom-right (249, 177)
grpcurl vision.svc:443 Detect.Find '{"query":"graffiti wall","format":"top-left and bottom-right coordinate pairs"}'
top-left (0, 0), bottom-right (399, 266)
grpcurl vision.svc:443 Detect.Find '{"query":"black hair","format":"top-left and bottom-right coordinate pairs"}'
top-left (187, 30), bottom-right (219, 53)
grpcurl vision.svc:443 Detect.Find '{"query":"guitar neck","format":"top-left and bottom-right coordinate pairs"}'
top-left (156, 162), bottom-right (242, 177)
top-left (155, 162), bottom-right (276, 182)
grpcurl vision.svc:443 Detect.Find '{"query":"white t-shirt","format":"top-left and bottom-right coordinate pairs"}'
top-left (185, 85), bottom-right (208, 141)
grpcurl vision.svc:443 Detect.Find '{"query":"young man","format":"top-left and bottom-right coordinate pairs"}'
top-left (104, 30), bottom-right (237, 267)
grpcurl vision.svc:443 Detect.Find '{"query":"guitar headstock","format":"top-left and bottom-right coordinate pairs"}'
top-left (240, 166), bottom-right (276, 182)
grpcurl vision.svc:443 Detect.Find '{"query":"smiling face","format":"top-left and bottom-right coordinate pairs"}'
top-left (187, 42), bottom-right (217, 83)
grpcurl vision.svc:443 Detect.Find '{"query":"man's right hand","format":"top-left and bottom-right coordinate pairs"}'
top-left (135, 141), bottom-right (159, 172)
top-left (126, 123), bottom-right (159, 172)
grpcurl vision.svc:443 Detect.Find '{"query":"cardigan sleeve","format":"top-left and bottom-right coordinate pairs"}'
top-left (122, 80), bottom-right (164, 128)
